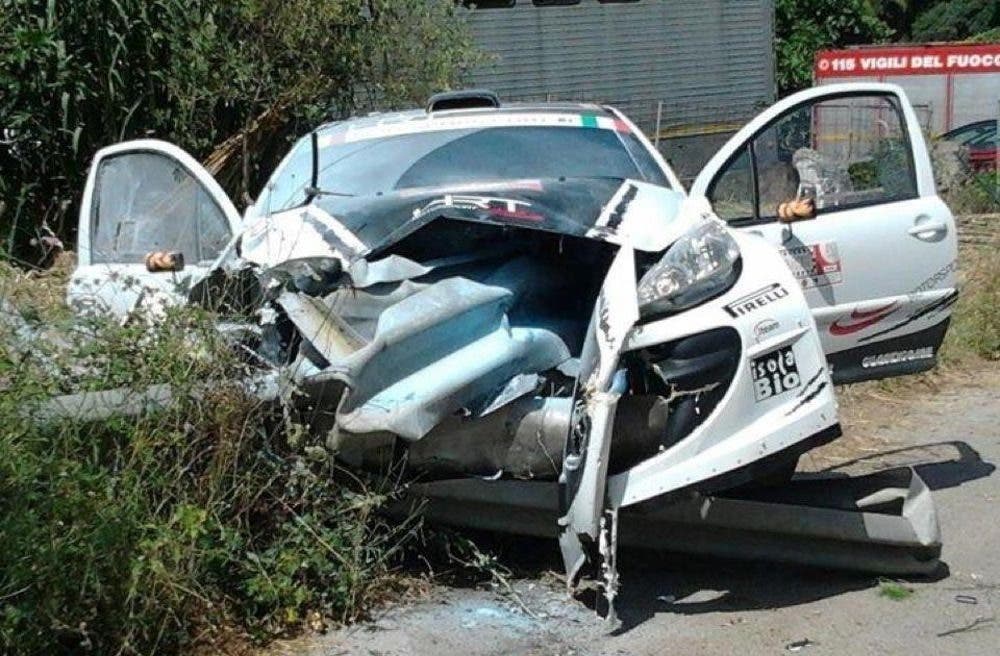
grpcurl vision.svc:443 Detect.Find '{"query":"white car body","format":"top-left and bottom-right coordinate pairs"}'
top-left (67, 83), bottom-right (958, 605)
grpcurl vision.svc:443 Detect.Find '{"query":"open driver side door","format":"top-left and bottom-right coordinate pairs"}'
top-left (692, 83), bottom-right (958, 384)
top-left (70, 140), bottom-right (241, 318)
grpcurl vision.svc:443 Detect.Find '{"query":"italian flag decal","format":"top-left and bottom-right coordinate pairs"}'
top-left (581, 114), bottom-right (631, 133)
top-left (319, 112), bottom-right (632, 146)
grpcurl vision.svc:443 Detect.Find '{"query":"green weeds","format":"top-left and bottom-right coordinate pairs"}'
top-left (878, 578), bottom-right (915, 601)
top-left (0, 261), bottom-right (416, 655)
top-left (944, 174), bottom-right (1000, 215)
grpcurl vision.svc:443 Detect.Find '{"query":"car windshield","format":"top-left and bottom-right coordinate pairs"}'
top-left (257, 119), bottom-right (670, 215)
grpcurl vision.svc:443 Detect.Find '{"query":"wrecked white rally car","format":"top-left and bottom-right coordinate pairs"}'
top-left (68, 84), bottom-right (958, 613)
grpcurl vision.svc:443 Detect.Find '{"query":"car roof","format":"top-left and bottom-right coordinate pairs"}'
top-left (317, 102), bottom-right (619, 134)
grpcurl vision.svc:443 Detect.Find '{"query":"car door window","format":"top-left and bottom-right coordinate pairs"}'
top-left (91, 152), bottom-right (231, 265)
top-left (708, 94), bottom-right (918, 225)
top-left (709, 145), bottom-right (754, 221)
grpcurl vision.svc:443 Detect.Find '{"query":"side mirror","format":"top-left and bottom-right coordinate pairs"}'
top-left (145, 251), bottom-right (185, 272)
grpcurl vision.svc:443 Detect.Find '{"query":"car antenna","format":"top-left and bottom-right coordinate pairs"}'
top-left (304, 130), bottom-right (355, 201)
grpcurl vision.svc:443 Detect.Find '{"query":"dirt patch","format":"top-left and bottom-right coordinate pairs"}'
top-left (803, 364), bottom-right (999, 473)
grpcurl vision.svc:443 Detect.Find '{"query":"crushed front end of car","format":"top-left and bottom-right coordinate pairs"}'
top-left (194, 175), bottom-right (839, 617)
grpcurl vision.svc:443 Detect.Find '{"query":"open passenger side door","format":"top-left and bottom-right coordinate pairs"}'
top-left (70, 140), bottom-right (241, 317)
top-left (692, 83), bottom-right (958, 384)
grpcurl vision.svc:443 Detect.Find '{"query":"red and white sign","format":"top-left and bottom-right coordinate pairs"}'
top-left (816, 44), bottom-right (1000, 78)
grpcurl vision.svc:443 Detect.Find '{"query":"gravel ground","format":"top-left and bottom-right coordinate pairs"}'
top-left (275, 366), bottom-right (1000, 656)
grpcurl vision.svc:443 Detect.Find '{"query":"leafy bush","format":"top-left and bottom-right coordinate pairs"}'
top-left (968, 26), bottom-right (1000, 43)
top-left (912, 0), bottom-right (1000, 42)
top-left (0, 0), bottom-right (479, 262)
top-left (775, 0), bottom-right (893, 94)
top-left (944, 173), bottom-right (1000, 215)
top-left (0, 262), bottom-right (417, 655)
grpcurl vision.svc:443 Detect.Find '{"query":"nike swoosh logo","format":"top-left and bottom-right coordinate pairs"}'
top-left (830, 302), bottom-right (900, 336)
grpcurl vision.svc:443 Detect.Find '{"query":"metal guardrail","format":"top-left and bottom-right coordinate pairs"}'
top-left (403, 468), bottom-right (943, 577)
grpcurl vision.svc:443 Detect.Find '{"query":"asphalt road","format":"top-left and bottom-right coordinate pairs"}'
top-left (278, 366), bottom-right (1000, 656)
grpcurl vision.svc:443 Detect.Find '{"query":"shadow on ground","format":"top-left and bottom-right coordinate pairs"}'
top-left (610, 555), bottom-right (873, 633)
top-left (820, 440), bottom-right (995, 491)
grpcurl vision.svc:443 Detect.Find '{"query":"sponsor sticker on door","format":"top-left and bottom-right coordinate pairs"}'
top-left (779, 241), bottom-right (843, 289)
top-left (830, 301), bottom-right (900, 336)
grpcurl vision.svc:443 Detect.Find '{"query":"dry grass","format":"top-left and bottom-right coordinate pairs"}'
top-left (0, 251), bottom-right (76, 323)
top-left (803, 240), bottom-right (999, 472)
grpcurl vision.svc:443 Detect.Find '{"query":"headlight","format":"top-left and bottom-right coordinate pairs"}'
top-left (636, 219), bottom-right (740, 319)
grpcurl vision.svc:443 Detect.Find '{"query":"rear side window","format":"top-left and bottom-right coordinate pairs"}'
top-left (708, 93), bottom-right (917, 224)
top-left (91, 152), bottom-right (231, 264)
top-left (967, 128), bottom-right (999, 148)
top-left (945, 122), bottom-right (992, 146)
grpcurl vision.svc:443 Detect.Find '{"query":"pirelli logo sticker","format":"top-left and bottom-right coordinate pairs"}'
top-left (723, 283), bottom-right (790, 318)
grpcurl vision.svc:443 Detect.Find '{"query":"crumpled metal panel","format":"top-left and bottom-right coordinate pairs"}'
top-left (339, 325), bottom-right (569, 440)
top-left (329, 276), bottom-right (571, 440)
top-left (277, 291), bottom-right (366, 364)
top-left (318, 280), bottom-right (430, 344)
top-left (345, 254), bottom-right (433, 288)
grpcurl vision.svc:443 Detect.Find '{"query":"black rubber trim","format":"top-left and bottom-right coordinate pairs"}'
top-left (827, 318), bottom-right (950, 385)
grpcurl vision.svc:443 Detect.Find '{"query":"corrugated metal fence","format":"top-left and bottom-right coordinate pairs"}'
top-left (464, 0), bottom-right (775, 136)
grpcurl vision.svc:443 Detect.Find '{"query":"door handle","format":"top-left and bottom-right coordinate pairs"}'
top-left (907, 217), bottom-right (948, 240)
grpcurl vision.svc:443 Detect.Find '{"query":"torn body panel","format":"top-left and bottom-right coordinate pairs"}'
top-left (608, 231), bottom-right (838, 509)
top-left (558, 244), bottom-right (637, 602)
top-left (333, 276), bottom-right (570, 440)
